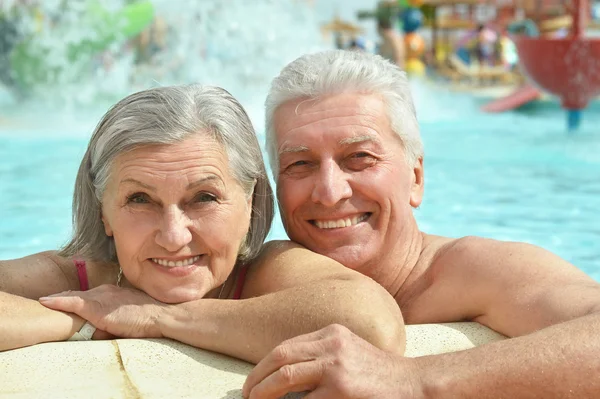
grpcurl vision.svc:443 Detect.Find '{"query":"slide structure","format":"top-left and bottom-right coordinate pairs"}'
top-left (481, 84), bottom-right (541, 113)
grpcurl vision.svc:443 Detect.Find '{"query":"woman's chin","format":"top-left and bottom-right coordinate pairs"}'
top-left (150, 288), bottom-right (207, 304)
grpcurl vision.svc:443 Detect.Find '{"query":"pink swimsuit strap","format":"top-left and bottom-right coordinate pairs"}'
top-left (74, 259), bottom-right (89, 291)
top-left (233, 265), bottom-right (249, 300)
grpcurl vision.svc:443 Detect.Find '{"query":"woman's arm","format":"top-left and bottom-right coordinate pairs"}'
top-left (40, 241), bottom-right (405, 363)
top-left (157, 241), bottom-right (405, 363)
top-left (0, 291), bottom-right (87, 351)
top-left (0, 252), bottom-right (95, 351)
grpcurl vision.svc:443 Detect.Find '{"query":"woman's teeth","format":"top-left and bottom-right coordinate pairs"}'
top-left (152, 255), bottom-right (200, 267)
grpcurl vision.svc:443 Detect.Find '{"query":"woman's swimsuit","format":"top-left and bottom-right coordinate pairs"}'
top-left (73, 260), bottom-right (248, 299)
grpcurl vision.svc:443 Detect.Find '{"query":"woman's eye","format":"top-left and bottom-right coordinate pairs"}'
top-left (290, 160), bottom-right (309, 167)
top-left (352, 152), bottom-right (370, 158)
top-left (126, 193), bottom-right (150, 204)
top-left (194, 192), bottom-right (217, 203)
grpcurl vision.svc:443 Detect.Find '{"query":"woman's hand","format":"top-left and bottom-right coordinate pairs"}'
top-left (39, 285), bottom-right (167, 339)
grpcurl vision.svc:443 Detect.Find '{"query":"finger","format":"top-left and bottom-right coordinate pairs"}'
top-left (275, 326), bottom-right (336, 346)
top-left (247, 360), bottom-right (324, 399)
top-left (41, 290), bottom-right (79, 298)
top-left (39, 295), bottom-right (86, 314)
top-left (243, 339), bottom-right (327, 397)
top-left (93, 329), bottom-right (117, 340)
top-left (304, 388), bottom-right (334, 399)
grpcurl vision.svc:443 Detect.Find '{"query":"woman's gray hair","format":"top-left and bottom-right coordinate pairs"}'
top-left (60, 84), bottom-right (274, 264)
top-left (265, 50), bottom-right (423, 177)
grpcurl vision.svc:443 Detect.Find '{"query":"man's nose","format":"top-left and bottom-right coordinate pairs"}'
top-left (311, 160), bottom-right (352, 207)
top-left (155, 205), bottom-right (193, 252)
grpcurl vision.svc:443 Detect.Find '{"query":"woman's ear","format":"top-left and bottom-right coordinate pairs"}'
top-left (246, 180), bottom-right (257, 219)
top-left (101, 210), bottom-right (113, 236)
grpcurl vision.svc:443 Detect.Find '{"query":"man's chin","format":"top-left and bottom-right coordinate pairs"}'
top-left (315, 245), bottom-right (369, 272)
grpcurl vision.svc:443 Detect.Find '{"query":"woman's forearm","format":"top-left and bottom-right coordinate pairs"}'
top-left (157, 278), bottom-right (405, 364)
top-left (0, 291), bottom-right (84, 351)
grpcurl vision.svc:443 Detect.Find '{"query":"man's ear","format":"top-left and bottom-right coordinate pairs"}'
top-left (409, 157), bottom-right (424, 208)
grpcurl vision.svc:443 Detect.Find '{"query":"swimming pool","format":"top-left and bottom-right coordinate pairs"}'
top-left (0, 0), bottom-right (599, 281)
top-left (1, 83), bottom-right (599, 281)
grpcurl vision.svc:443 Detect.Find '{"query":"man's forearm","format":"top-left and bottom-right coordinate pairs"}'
top-left (0, 291), bottom-right (83, 351)
top-left (415, 313), bottom-right (600, 398)
top-left (158, 279), bottom-right (405, 364)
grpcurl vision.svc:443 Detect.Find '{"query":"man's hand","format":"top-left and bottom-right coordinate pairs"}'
top-left (242, 324), bottom-right (421, 399)
top-left (39, 284), bottom-right (167, 338)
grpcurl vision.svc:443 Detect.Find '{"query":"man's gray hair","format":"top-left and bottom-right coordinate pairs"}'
top-left (60, 84), bottom-right (274, 264)
top-left (265, 50), bottom-right (423, 177)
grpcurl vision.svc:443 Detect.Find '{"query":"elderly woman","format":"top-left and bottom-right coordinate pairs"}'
top-left (0, 85), bottom-right (404, 363)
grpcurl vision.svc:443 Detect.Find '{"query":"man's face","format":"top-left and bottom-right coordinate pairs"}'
top-left (273, 93), bottom-right (424, 274)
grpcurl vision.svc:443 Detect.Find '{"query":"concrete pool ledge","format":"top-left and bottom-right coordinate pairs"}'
top-left (1, 322), bottom-right (505, 398)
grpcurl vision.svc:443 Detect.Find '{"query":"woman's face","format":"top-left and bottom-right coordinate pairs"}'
top-left (101, 134), bottom-right (253, 304)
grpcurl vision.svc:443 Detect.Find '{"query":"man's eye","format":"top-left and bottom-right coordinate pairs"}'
top-left (282, 160), bottom-right (314, 176)
top-left (126, 193), bottom-right (150, 204)
top-left (352, 152), bottom-right (371, 158)
top-left (194, 192), bottom-right (217, 202)
top-left (347, 152), bottom-right (377, 169)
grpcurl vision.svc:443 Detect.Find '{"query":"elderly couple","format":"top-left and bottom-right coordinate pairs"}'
top-left (2, 50), bottom-right (599, 398)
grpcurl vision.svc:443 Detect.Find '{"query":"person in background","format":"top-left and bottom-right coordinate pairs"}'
top-left (242, 49), bottom-right (600, 398)
top-left (376, 16), bottom-right (405, 68)
top-left (0, 84), bottom-right (404, 365)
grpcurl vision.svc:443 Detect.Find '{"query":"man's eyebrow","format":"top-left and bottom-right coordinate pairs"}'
top-left (279, 145), bottom-right (310, 155)
top-left (338, 135), bottom-right (381, 146)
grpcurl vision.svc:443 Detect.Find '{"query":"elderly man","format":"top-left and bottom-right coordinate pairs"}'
top-left (242, 50), bottom-right (600, 398)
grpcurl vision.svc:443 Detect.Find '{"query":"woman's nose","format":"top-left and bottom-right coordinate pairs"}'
top-left (155, 206), bottom-right (193, 252)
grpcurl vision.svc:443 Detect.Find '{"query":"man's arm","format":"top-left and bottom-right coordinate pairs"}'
top-left (244, 238), bottom-right (600, 398)
top-left (417, 237), bottom-right (600, 397)
top-left (158, 241), bottom-right (406, 364)
top-left (415, 310), bottom-right (600, 397)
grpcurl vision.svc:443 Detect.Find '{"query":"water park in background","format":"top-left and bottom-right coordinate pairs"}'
top-left (325, 0), bottom-right (600, 131)
top-left (2, 0), bottom-right (600, 129)
top-left (0, 0), bottom-right (599, 280)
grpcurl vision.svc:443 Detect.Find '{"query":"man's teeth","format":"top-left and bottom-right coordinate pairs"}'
top-left (314, 214), bottom-right (369, 229)
top-left (152, 255), bottom-right (200, 267)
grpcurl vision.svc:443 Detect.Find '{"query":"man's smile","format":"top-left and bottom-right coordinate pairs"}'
top-left (309, 213), bottom-right (371, 229)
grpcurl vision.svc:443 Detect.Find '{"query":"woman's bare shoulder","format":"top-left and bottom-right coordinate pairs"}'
top-left (0, 251), bottom-right (118, 298)
top-left (0, 251), bottom-right (78, 298)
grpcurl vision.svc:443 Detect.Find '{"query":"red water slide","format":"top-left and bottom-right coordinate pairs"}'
top-left (481, 84), bottom-right (541, 112)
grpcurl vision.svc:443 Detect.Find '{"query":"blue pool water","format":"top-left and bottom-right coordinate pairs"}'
top-left (1, 86), bottom-right (599, 281)
top-left (0, 0), bottom-right (599, 281)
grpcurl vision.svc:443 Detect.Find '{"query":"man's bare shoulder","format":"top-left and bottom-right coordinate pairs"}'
top-left (408, 235), bottom-right (599, 328)
top-left (436, 236), bottom-right (590, 281)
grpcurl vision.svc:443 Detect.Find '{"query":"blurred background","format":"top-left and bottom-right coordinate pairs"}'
top-left (0, 0), bottom-right (598, 280)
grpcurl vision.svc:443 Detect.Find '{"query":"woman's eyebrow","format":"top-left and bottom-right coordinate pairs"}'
top-left (119, 176), bottom-right (220, 192)
top-left (186, 176), bottom-right (220, 190)
top-left (119, 178), bottom-right (156, 192)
